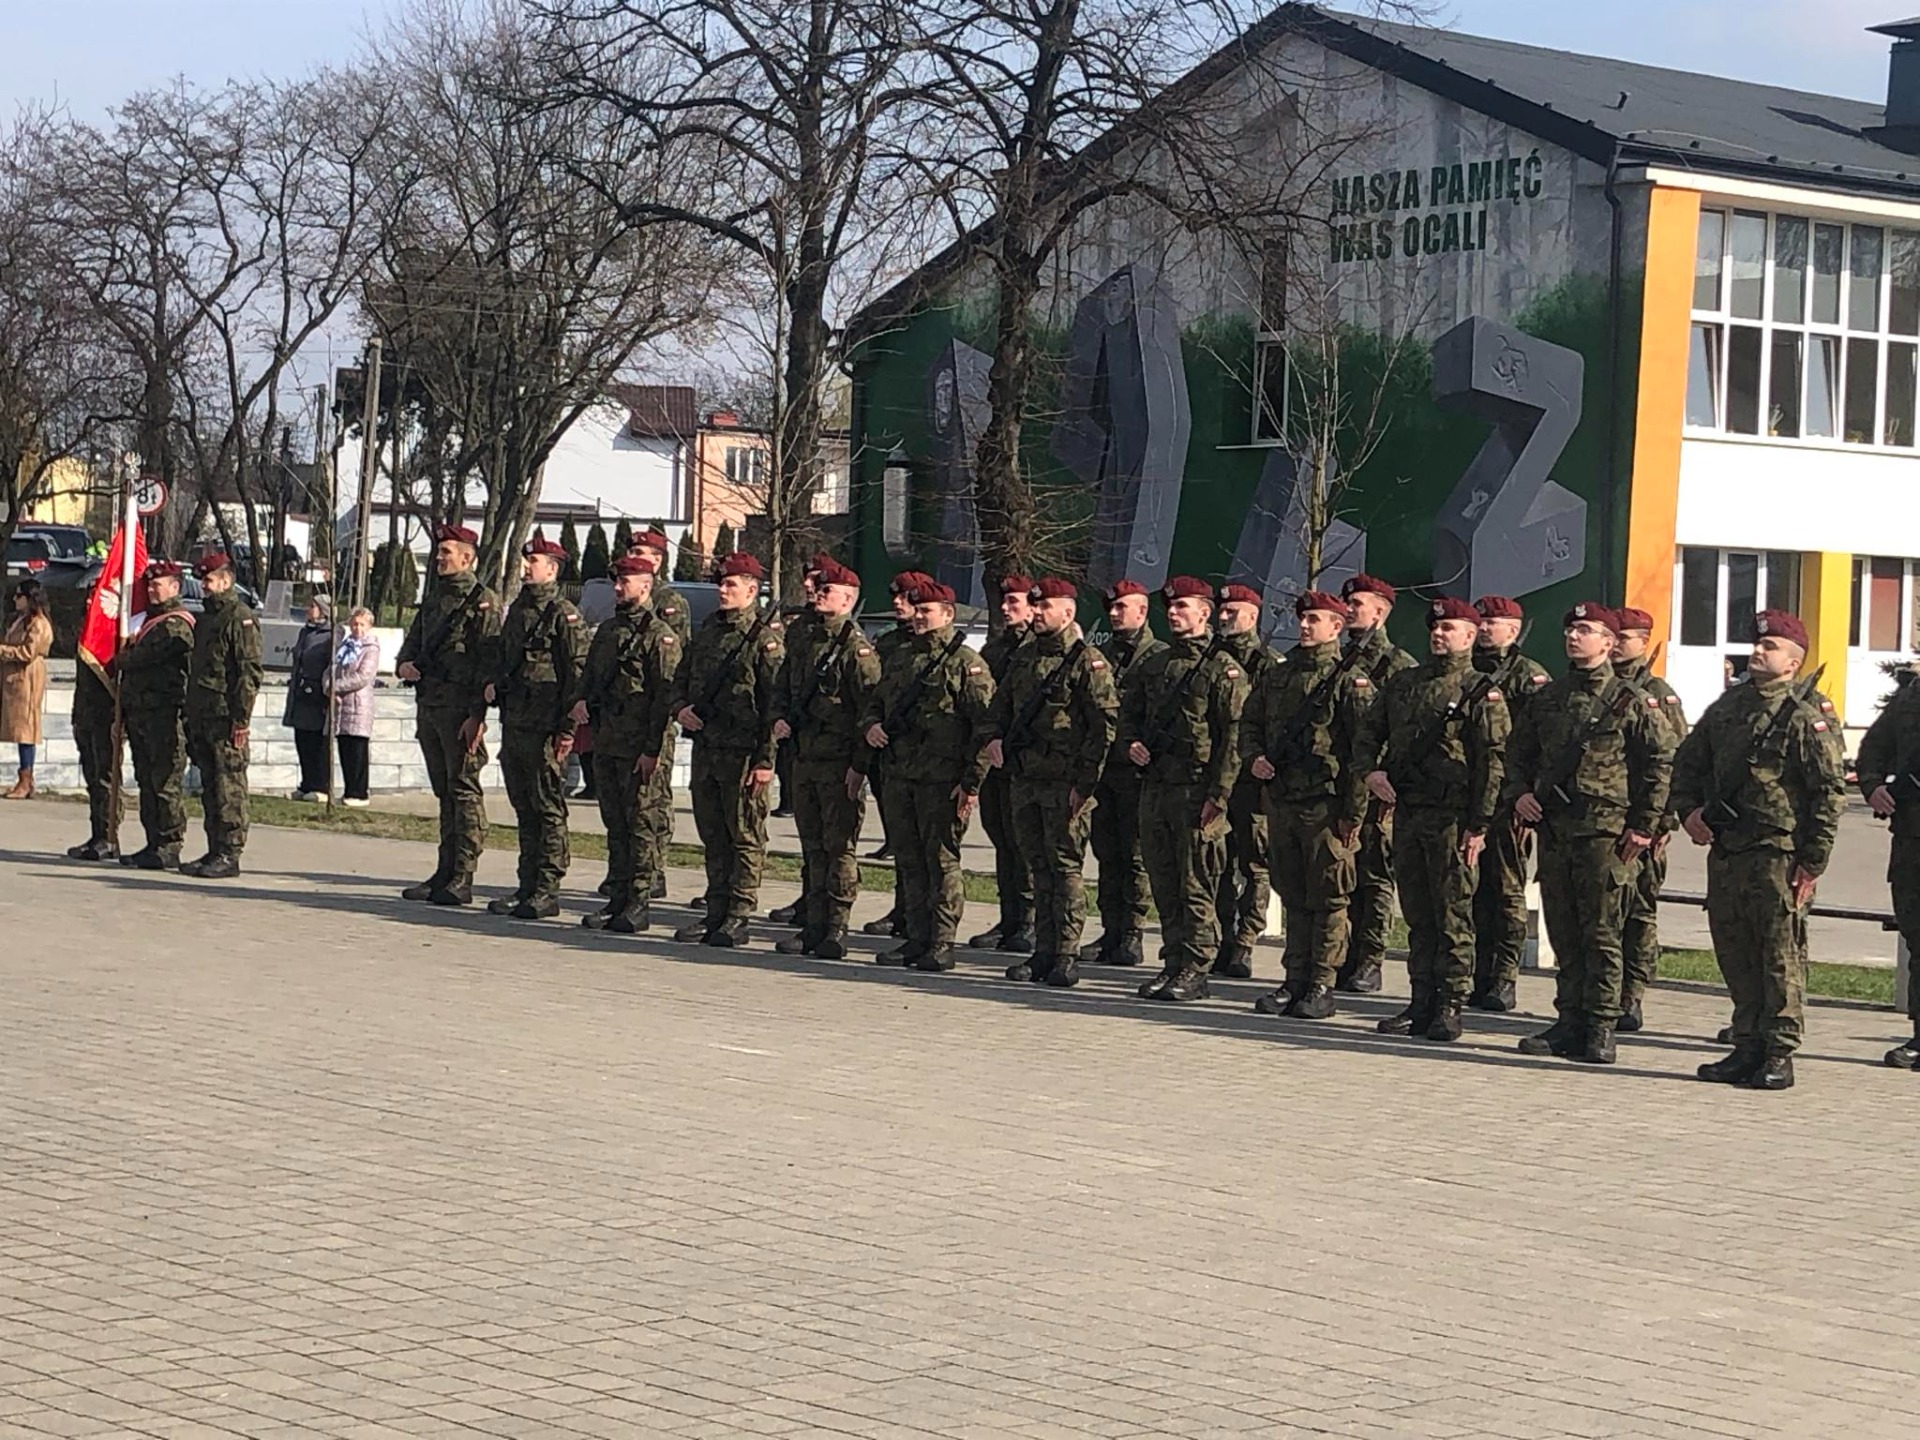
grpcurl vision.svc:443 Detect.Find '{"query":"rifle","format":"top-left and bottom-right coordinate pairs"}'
top-left (402, 581), bottom-right (487, 688)
top-left (878, 629), bottom-right (968, 739)
top-left (1139, 636), bottom-right (1227, 759)
top-left (1266, 629), bottom-right (1370, 769)
top-left (690, 606), bottom-right (774, 721)
top-left (1703, 663), bottom-right (1826, 834)
top-left (788, 618), bottom-right (863, 734)
top-left (1535, 674), bottom-right (1642, 816)
top-left (1001, 640), bottom-right (1088, 766)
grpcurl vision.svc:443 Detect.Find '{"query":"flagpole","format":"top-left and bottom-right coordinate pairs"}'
top-left (106, 461), bottom-right (137, 847)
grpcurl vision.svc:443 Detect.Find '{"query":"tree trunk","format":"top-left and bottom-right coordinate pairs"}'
top-left (975, 250), bottom-right (1045, 590)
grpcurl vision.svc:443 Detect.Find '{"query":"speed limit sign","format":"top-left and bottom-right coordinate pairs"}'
top-left (134, 475), bottom-right (168, 516)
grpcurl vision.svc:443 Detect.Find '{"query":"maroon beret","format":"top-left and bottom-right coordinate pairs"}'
top-left (890, 570), bottom-right (931, 596)
top-left (1755, 609), bottom-right (1810, 650)
top-left (1614, 606), bottom-right (1655, 633)
top-left (1343, 573), bottom-right (1396, 604)
top-left (611, 553), bottom-right (656, 578)
top-left (997, 574), bottom-right (1035, 596)
top-left (803, 552), bottom-right (834, 579)
top-left (1295, 589), bottom-right (1350, 619)
top-left (714, 553), bottom-right (765, 582)
top-left (1104, 579), bottom-right (1149, 604)
top-left (192, 552), bottom-right (232, 579)
top-left (1216, 583), bottom-right (1263, 608)
top-left (1474, 595), bottom-right (1523, 621)
top-left (1563, 601), bottom-right (1620, 635)
top-left (522, 534), bottom-right (567, 559)
top-left (143, 559), bottom-right (183, 582)
top-left (911, 579), bottom-right (957, 606)
top-left (1029, 577), bottom-right (1078, 602)
top-left (1162, 576), bottom-right (1214, 603)
top-left (814, 559), bottom-right (860, 590)
top-left (433, 523), bottom-right (479, 547)
top-left (1427, 596), bottom-right (1480, 627)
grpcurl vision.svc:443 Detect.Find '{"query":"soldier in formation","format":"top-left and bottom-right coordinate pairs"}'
top-left (669, 552), bottom-right (784, 946)
top-left (1211, 582), bottom-right (1277, 979)
top-left (1336, 574), bottom-right (1417, 993)
top-left (181, 552), bottom-right (262, 879)
top-left (118, 560), bottom-right (196, 871)
top-left (983, 577), bottom-right (1117, 988)
top-left (859, 571), bottom-right (926, 939)
top-left (1505, 604), bottom-right (1673, 1065)
top-left (578, 553), bottom-right (680, 934)
top-left (1673, 610), bottom-right (1846, 1091)
top-left (971, 575), bottom-right (1036, 955)
top-left (633, 527), bottom-right (689, 899)
top-left (1082, 580), bottom-right (1163, 968)
top-left (395, 524), bottom-right (501, 906)
top-left (485, 535), bottom-right (586, 920)
top-left (1612, 606), bottom-right (1688, 1031)
top-left (1861, 666), bottom-right (1920, 1069)
top-left (67, 621), bottom-right (119, 862)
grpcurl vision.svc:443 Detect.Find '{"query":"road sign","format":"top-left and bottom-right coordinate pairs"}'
top-left (134, 476), bottom-right (168, 516)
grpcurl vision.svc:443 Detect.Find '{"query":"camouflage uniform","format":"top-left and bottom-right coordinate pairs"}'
top-left (580, 598), bottom-right (681, 927)
top-left (1503, 661), bottom-right (1673, 1050)
top-left (1615, 654), bottom-right (1690, 1019)
top-left (1086, 624), bottom-right (1165, 961)
top-left (184, 587), bottom-right (263, 863)
top-left (866, 620), bottom-right (916, 927)
top-left (1355, 649), bottom-right (1509, 1034)
top-left (1341, 626), bottom-right (1419, 989)
top-left (396, 570), bottom-right (501, 895)
top-left (983, 627), bottom-right (1118, 981)
top-left (1672, 674), bottom-right (1846, 1061)
top-left (856, 625), bottom-right (994, 966)
top-left (1211, 628), bottom-right (1279, 974)
top-left (1470, 642), bottom-right (1552, 1004)
top-left (489, 580), bottom-right (586, 909)
top-left (69, 661), bottom-right (118, 854)
top-left (777, 610), bottom-right (882, 947)
top-left (1857, 681), bottom-right (1920, 1059)
top-left (1242, 638), bottom-right (1373, 1006)
top-left (1115, 634), bottom-right (1247, 999)
top-left (974, 621), bottom-right (1035, 944)
top-left (668, 604), bottom-right (784, 933)
top-left (645, 578), bottom-right (693, 881)
top-left (118, 598), bottom-right (195, 863)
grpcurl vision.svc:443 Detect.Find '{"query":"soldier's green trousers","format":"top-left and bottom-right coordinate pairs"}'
top-left (1010, 778), bottom-right (1095, 960)
top-left (1706, 846), bottom-right (1808, 1056)
top-left (1266, 796), bottom-right (1357, 992)
top-left (1472, 815), bottom-right (1532, 992)
top-left (416, 705), bottom-right (489, 885)
top-left (641, 729), bottom-right (676, 889)
top-left (1344, 807), bottom-right (1397, 978)
top-left (793, 757), bottom-right (865, 937)
top-left (883, 779), bottom-right (968, 951)
top-left (1089, 775), bottom-right (1148, 943)
top-left (72, 688), bottom-right (116, 845)
top-left (127, 715), bottom-right (187, 853)
top-left (593, 750), bottom-right (646, 909)
top-left (689, 745), bottom-right (769, 923)
top-left (186, 717), bottom-right (249, 858)
top-left (1139, 781), bottom-right (1228, 972)
top-left (1535, 829), bottom-right (1632, 1025)
top-left (1892, 834), bottom-right (1920, 1022)
top-left (1214, 779), bottom-right (1271, 952)
top-left (1391, 806), bottom-right (1477, 1002)
top-left (977, 769), bottom-right (1032, 932)
top-left (501, 726), bottom-right (570, 900)
top-left (1621, 836), bottom-right (1670, 1006)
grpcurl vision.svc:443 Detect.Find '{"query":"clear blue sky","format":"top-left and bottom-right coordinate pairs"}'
top-left (0, 0), bottom-right (1895, 117)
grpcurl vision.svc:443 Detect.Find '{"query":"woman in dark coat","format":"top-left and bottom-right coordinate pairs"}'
top-left (285, 596), bottom-right (334, 800)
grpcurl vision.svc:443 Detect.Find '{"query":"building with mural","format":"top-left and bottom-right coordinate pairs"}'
top-left (844, 5), bottom-right (1920, 732)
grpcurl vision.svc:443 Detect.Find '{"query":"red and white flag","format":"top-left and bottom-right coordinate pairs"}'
top-left (77, 522), bottom-right (148, 687)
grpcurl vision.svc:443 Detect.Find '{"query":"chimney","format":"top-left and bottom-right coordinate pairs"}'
top-left (707, 409), bottom-right (739, 428)
top-left (1871, 17), bottom-right (1920, 129)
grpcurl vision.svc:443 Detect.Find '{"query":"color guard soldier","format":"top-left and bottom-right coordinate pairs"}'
top-left (1612, 606), bottom-right (1689, 1032)
top-left (1861, 666), bottom-right (1920, 1068)
top-left (971, 574), bottom-right (1036, 954)
top-left (67, 615), bottom-right (119, 861)
top-left (1469, 594), bottom-right (1550, 1011)
top-left (1337, 574), bottom-right (1417, 993)
top-left (1082, 579), bottom-right (1164, 967)
top-left (1211, 581), bottom-right (1277, 979)
top-left (117, 560), bottom-right (195, 871)
top-left (181, 552), bottom-right (262, 879)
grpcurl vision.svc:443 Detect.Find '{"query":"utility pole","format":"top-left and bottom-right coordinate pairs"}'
top-left (350, 337), bottom-right (384, 614)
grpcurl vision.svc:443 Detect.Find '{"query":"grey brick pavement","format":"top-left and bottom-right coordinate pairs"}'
top-left (2, 801), bottom-right (1918, 1439)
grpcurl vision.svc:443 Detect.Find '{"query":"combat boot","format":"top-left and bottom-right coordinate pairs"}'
top-left (1107, 932), bottom-right (1145, 967)
top-left (775, 930), bottom-right (817, 956)
top-left (814, 930), bottom-right (848, 961)
top-left (1000, 924), bottom-right (1036, 955)
top-left (1151, 963), bottom-right (1210, 1003)
top-left (597, 877), bottom-right (615, 897)
top-left (705, 917), bottom-right (750, 948)
top-left (608, 902), bottom-right (650, 935)
top-left (1696, 1046), bottom-right (1763, 1084)
top-left (650, 874), bottom-right (667, 900)
top-left (402, 873), bottom-right (447, 902)
top-left (1468, 979), bottom-right (1516, 1013)
top-left (863, 910), bottom-right (901, 937)
top-left (1079, 935), bottom-right (1112, 963)
top-left (877, 940), bottom-right (924, 967)
top-left (1715, 1024), bottom-right (1735, 1045)
top-left (967, 924), bottom-right (1005, 949)
top-left (672, 915), bottom-right (713, 943)
top-left (581, 904), bottom-right (617, 931)
top-left (1378, 985), bottom-right (1435, 1036)
top-left (120, 846), bottom-right (157, 869)
top-left (1577, 1023), bottom-right (1617, 1065)
top-left (912, 944), bottom-right (957, 972)
top-left (1338, 958), bottom-right (1383, 994)
top-left (429, 877), bottom-right (473, 906)
top-left (196, 853), bottom-right (241, 880)
top-left (487, 893), bottom-right (526, 915)
top-left (1425, 1000), bottom-right (1464, 1043)
top-left (1045, 955), bottom-right (1080, 988)
top-left (1517, 1018), bottom-right (1581, 1057)
top-left (68, 838), bottom-right (116, 861)
top-left (1004, 960), bottom-right (1037, 982)
top-left (767, 900), bottom-right (801, 925)
top-left (177, 854), bottom-right (217, 877)
top-left (1617, 995), bottom-right (1645, 1033)
top-left (511, 894), bottom-right (560, 921)
top-left (1884, 1021), bottom-right (1920, 1069)
top-left (1252, 983), bottom-right (1303, 1017)
top-left (1746, 1055), bottom-right (1795, 1090)
top-left (1212, 941), bottom-right (1254, 980)
top-left (1291, 986), bottom-right (1337, 1020)
top-left (1137, 966), bottom-right (1175, 999)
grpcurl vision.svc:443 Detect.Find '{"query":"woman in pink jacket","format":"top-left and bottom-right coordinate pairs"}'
top-left (327, 607), bottom-right (381, 806)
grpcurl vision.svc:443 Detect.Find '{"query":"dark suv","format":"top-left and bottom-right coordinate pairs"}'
top-left (14, 523), bottom-right (92, 561)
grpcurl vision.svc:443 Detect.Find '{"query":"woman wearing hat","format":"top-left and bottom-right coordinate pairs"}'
top-left (285, 595), bottom-right (336, 801)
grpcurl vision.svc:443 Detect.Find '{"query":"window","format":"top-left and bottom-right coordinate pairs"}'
top-left (1852, 556), bottom-right (1920, 653)
top-left (1677, 548), bottom-right (1801, 649)
top-left (1252, 239), bottom-right (1288, 444)
top-left (1689, 207), bottom-right (1920, 451)
top-left (812, 466), bottom-right (849, 516)
top-left (881, 458), bottom-right (910, 556)
top-left (723, 445), bottom-right (766, 487)
top-left (1679, 546), bottom-right (1718, 646)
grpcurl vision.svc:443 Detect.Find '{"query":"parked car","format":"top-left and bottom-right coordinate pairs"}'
top-left (12, 523), bottom-right (92, 561)
top-left (4, 531), bottom-right (59, 577)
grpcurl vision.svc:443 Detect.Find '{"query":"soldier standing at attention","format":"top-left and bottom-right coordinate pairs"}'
top-left (769, 557), bottom-right (827, 923)
top-left (1211, 582), bottom-right (1278, 979)
top-left (578, 553), bottom-right (680, 934)
top-left (1673, 610), bottom-right (1845, 1091)
top-left (1117, 576), bottom-right (1247, 1003)
top-left (971, 575), bottom-right (1037, 955)
top-left (1336, 574), bottom-right (1418, 993)
top-left (771, 558), bottom-right (881, 960)
top-left (860, 572), bottom-right (930, 939)
top-left (669, 553), bottom-right (783, 946)
top-left (1356, 596), bottom-right (1509, 1042)
top-left (117, 561), bottom-right (195, 872)
top-left (632, 527), bottom-right (690, 900)
top-left (484, 535), bottom-right (586, 921)
top-left (180, 553), bottom-right (262, 879)
top-left (1245, 590), bottom-right (1373, 1020)
top-left (1860, 668), bottom-right (1920, 1068)
top-left (1468, 595), bottom-right (1551, 1012)
top-left (1082, 579), bottom-right (1164, 968)
top-left (1507, 604), bottom-right (1673, 1065)
top-left (67, 598), bottom-right (122, 862)
top-left (1612, 606), bottom-right (1688, 1032)
top-left (855, 578), bottom-right (994, 973)
top-left (396, 524), bottom-right (501, 906)
top-left (983, 577), bottom-right (1117, 988)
